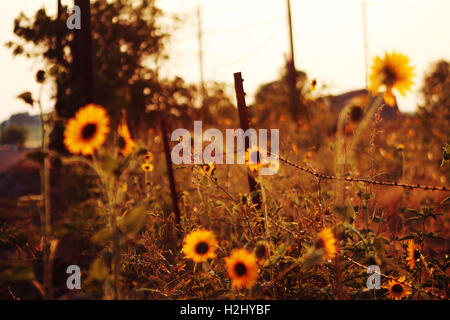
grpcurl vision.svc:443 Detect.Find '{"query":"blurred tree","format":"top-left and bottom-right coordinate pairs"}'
top-left (253, 67), bottom-right (307, 125)
top-left (0, 125), bottom-right (29, 148)
top-left (7, 0), bottom-right (174, 149)
top-left (201, 82), bottom-right (237, 127)
top-left (417, 60), bottom-right (450, 147)
top-left (251, 68), bottom-right (333, 151)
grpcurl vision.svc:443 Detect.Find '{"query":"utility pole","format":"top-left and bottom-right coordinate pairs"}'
top-left (73, 0), bottom-right (94, 108)
top-left (286, 0), bottom-right (301, 118)
top-left (197, 5), bottom-right (207, 109)
top-left (362, 0), bottom-right (369, 89)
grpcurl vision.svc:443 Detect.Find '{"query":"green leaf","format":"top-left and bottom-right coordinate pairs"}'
top-left (371, 216), bottom-right (384, 223)
top-left (87, 258), bottom-right (109, 283)
top-left (17, 92), bottom-right (34, 106)
top-left (92, 226), bottom-right (113, 244)
top-left (0, 264), bottom-right (34, 283)
top-left (345, 222), bottom-right (369, 251)
top-left (426, 232), bottom-right (443, 240)
top-left (100, 155), bottom-right (120, 176)
top-left (118, 206), bottom-right (147, 235)
top-left (407, 216), bottom-right (423, 222)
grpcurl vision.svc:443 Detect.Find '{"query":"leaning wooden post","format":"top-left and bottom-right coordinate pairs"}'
top-left (233, 72), bottom-right (262, 209)
top-left (160, 116), bottom-right (181, 226)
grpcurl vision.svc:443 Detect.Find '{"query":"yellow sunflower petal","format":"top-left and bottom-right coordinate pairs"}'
top-left (117, 123), bottom-right (136, 156)
top-left (64, 104), bottom-right (110, 156)
top-left (225, 248), bottom-right (258, 289)
top-left (182, 230), bottom-right (218, 263)
top-left (368, 51), bottom-right (414, 107)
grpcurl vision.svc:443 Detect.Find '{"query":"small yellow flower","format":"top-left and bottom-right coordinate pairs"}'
top-left (117, 123), bottom-right (135, 156)
top-left (182, 230), bottom-right (218, 263)
top-left (368, 51), bottom-right (414, 106)
top-left (200, 162), bottom-right (215, 176)
top-left (245, 145), bottom-right (268, 172)
top-left (310, 78), bottom-right (317, 91)
top-left (254, 241), bottom-right (270, 263)
top-left (225, 248), bottom-right (258, 289)
top-left (396, 144), bottom-right (405, 151)
top-left (406, 240), bottom-right (420, 270)
top-left (143, 152), bottom-right (153, 162)
top-left (385, 276), bottom-right (412, 300)
top-left (141, 163), bottom-right (154, 172)
top-left (315, 228), bottom-right (337, 260)
top-left (64, 104), bottom-right (110, 156)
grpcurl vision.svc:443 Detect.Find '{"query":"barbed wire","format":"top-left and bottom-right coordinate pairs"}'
top-left (342, 255), bottom-right (446, 300)
top-left (200, 158), bottom-right (447, 300)
top-left (268, 151), bottom-right (450, 192)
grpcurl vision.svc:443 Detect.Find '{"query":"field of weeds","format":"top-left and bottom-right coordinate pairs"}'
top-left (0, 0), bottom-right (448, 301)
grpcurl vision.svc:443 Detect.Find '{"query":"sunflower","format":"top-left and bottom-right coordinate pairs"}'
top-left (143, 152), bottom-right (153, 162)
top-left (200, 162), bottom-right (215, 176)
top-left (396, 144), bottom-right (405, 152)
top-left (350, 105), bottom-right (364, 122)
top-left (182, 230), bottom-right (218, 263)
top-left (310, 78), bottom-right (317, 91)
top-left (254, 241), bottom-right (270, 262)
top-left (117, 123), bottom-right (135, 156)
top-left (368, 51), bottom-right (414, 106)
top-left (64, 104), bottom-right (110, 155)
top-left (406, 240), bottom-right (420, 270)
top-left (384, 276), bottom-right (412, 300)
top-left (141, 163), bottom-right (154, 172)
top-left (245, 145), bottom-right (268, 172)
top-left (225, 248), bottom-right (258, 289)
top-left (315, 228), bottom-right (337, 260)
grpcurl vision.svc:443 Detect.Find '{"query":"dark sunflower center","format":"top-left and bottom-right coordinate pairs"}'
top-left (255, 245), bottom-right (268, 259)
top-left (383, 66), bottom-right (397, 86)
top-left (195, 241), bottom-right (209, 255)
top-left (392, 284), bottom-right (404, 293)
top-left (81, 123), bottom-right (97, 140)
top-left (350, 106), bottom-right (363, 122)
top-left (414, 250), bottom-right (421, 260)
top-left (203, 164), bottom-right (210, 171)
top-left (117, 136), bottom-right (126, 149)
top-left (315, 238), bottom-right (324, 249)
top-left (234, 262), bottom-right (247, 277)
top-left (250, 151), bottom-right (262, 164)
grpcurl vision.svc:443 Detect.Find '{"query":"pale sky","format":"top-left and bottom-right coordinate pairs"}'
top-left (1, 0), bottom-right (449, 122)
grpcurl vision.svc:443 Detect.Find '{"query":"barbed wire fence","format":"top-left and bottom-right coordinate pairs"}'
top-left (268, 151), bottom-right (450, 192)
top-left (200, 143), bottom-right (449, 300)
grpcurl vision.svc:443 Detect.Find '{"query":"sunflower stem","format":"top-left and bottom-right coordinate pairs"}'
top-left (258, 172), bottom-right (275, 298)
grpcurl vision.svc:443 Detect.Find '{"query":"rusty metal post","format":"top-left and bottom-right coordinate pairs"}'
top-left (233, 72), bottom-right (262, 209)
top-left (160, 117), bottom-right (181, 226)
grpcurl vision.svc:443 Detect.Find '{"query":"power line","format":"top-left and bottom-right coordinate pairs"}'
top-left (202, 16), bottom-right (284, 35)
top-left (197, 5), bottom-right (205, 96)
top-left (206, 24), bottom-right (285, 67)
top-left (361, 0), bottom-right (369, 89)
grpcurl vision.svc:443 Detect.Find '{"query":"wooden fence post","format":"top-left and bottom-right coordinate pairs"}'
top-left (160, 117), bottom-right (181, 226)
top-left (233, 72), bottom-right (262, 209)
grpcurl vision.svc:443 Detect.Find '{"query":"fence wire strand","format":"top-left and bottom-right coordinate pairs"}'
top-left (268, 152), bottom-right (449, 192)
